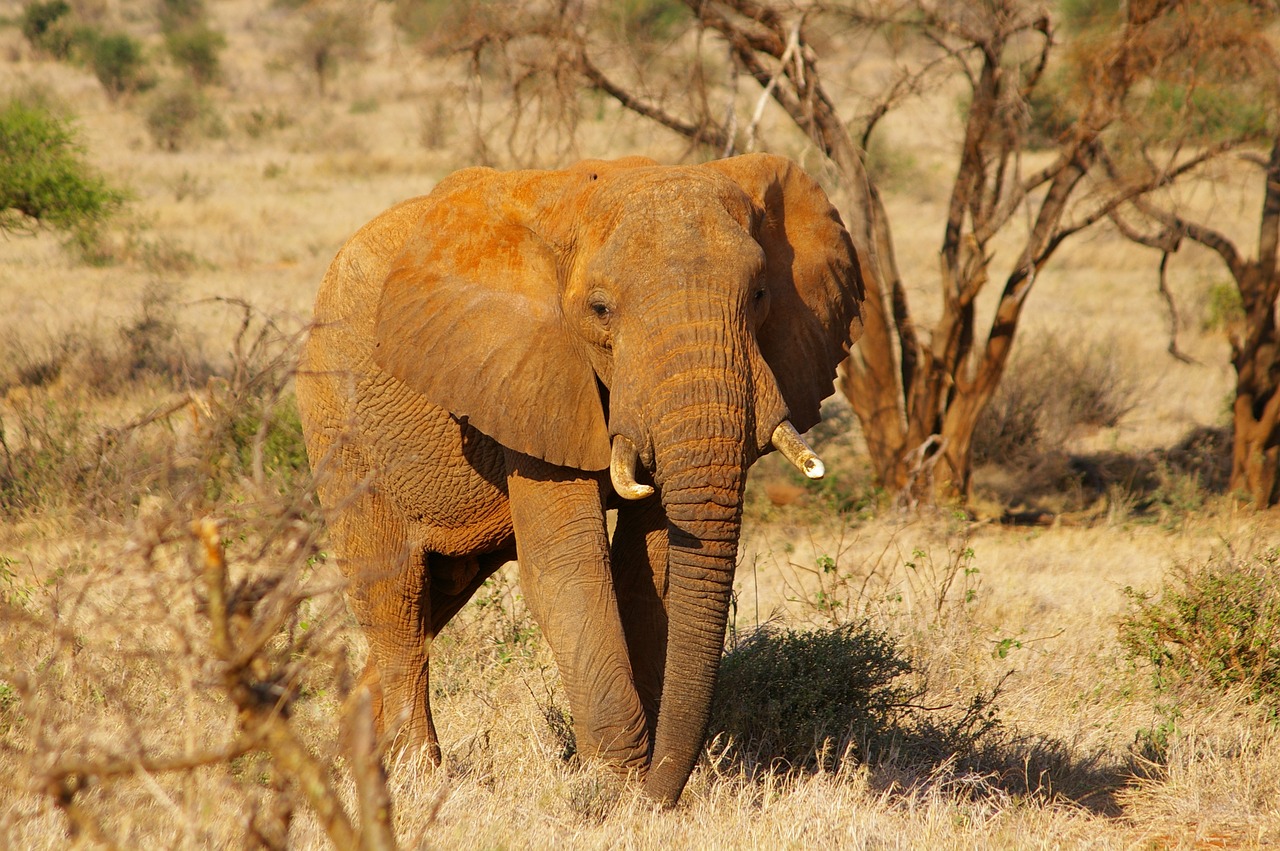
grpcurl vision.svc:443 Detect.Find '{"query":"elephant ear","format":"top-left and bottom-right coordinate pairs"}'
top-left (373, 167), bottom-right (611, 471)
top-left (704, 153), bottom-right (865, 433)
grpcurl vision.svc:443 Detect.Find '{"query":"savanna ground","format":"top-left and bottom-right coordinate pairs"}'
top-left (2, 2), bottom-right (1279, 848)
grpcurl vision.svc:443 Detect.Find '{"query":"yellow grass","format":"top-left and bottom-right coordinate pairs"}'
top-left (2, 2), bottom-right (1279, 848)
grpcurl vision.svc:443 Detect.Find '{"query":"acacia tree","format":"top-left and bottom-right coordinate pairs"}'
top-left (416, 0), bottom-right (1259, 505)
top-left (1111, 138), bottom-right (1280, 506)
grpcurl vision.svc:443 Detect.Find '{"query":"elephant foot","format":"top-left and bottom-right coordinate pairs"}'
top-left (357, 657), bottom-right (443, 767)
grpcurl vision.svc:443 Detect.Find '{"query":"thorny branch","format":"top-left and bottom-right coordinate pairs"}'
top-left (43, 520), bottom-right (399, 850)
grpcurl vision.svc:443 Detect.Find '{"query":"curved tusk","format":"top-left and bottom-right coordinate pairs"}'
top-left (771, 421), bottom-right (825, 480)
top-left (610, 434), bottom-right (654, 500)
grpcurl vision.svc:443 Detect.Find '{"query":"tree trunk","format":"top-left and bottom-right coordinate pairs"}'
top-left (1232, 404), bottom-right (1280, 507)
top-left (1229, 263), bottom-right (1280, 506)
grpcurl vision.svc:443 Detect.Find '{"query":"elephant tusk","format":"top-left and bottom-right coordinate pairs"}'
top-left (771, 421), bottom-right (825, 479)
top-left (610, 434), bottom-right (655, 499)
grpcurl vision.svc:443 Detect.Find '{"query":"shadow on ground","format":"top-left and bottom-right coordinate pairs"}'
top-left (977, 425), bottom-right (1233, 524)
top-left (706, 626), bottom-right (1138, 818)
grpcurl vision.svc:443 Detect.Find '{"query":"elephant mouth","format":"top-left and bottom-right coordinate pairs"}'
top-left (608, 422), bottom-right (824, 500)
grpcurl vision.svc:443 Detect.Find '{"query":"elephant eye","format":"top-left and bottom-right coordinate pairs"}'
top-left (753, 286), bottom-right (767, 303)
top-left (588, 298), bottom-right (611, 321)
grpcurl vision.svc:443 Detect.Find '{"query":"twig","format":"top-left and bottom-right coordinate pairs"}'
top-left (351, 689), bottom-right (397, 851)
top-left (191, 518), bottom-right (367, 850)
top-left (743, 19), bottom-right (800, 152)
top-left (46, 735), bottom-right (263, 788)
top-left (1157, 252), bottom-right (1197, 365)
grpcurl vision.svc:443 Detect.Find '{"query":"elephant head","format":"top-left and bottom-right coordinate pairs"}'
top-left (372, 153), bottom-right (863, 803)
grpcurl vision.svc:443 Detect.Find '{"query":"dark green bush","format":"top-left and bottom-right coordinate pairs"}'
top-left (165, 23), bottom-right (225, 85)
top-left (20, 0), bottom-right (72, 55)
top-left (0, 98), bottom-right (125, 237)
top-left (1121, 547), bottom-right (1280, 705)
top-left (88, 32), bottom-right (153, 100)
top-left (710, 623), bottom-right (913, 770)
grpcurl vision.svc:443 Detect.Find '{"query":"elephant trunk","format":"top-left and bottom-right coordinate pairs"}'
top-left (639, 346), bottom-right (751, 805)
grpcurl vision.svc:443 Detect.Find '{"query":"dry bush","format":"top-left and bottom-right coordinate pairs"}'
top-left (0, 294), bottom-right (405, 847)
top-left (0, 478), bottom-right (395, 846)
top-left (0, 290), bottom-right (303, 519)
top-left (725, 519), bottom-right (1132, 811)
top-left (974, 332), bottom-right (1141, 468)
top-left (145, 82), bottom-right (215, 152)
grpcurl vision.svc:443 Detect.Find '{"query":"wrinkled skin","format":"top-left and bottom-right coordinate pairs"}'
top-left (296, 153), bottom-right (864, 804)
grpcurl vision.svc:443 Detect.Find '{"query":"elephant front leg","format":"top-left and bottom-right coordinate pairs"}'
top-left (610, 496), bottom-right (670, 739)
top-left (505, 452), bottom-right (651, 773)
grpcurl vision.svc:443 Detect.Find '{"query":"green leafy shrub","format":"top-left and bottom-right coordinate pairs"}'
top-left (164, 23), bottom-right (226, 85)
top-left (709, 623), bottom-right (913, 770)
top-left (1120, 547), bottom-right (1280, 706)
top-left (88, 32), bottom-right (153, 100)
top-left (1142, 81), bottom-right (1272, 146)
top-left (0, 98), bottom-right (125, 238)
top-left (20, 0), bottom-right (72, 55)
top-left (597, 0), bottom-right (689, 47)
top-left (1200, 280), bottom-right (1244, 332)
top-left (224, 396), bottom-right (309, 493)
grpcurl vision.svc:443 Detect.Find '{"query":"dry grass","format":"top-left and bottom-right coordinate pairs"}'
top-left (2, 1), bottom-right (1279, 848)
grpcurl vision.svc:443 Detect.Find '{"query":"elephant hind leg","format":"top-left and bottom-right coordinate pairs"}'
top-left (329, 483), bottom-right (442, 765)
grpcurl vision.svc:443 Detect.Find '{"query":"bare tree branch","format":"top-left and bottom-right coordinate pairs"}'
top-left (1157, 251), bottom-right (1198, 364)
top-left (578, 52), bottom-right (731, 151)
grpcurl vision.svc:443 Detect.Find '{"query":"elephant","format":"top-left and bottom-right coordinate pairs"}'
top-left (295, 152), bottom-right (864, 805)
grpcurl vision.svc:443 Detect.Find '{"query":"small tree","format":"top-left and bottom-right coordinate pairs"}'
top-left (157, 0), bottom-right (225, 86)
top-left (294, 1), bottom-right (369, 97)
top-left (165, 23), bottom-right (225, 85)
top-left (20, 0), bottom-right (72, 56)
top-left (88, 32), bottom-right (153, 100)
top-left (0, 99), bottom-right (124, 238)
top-left (1098, 4), bottom-right (1280, 507)
top-left (1112, 137), bottom-right (1280, 506)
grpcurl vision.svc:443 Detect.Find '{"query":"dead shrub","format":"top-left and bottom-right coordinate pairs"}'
top-left (974, 332), bottom-right (1140, 466)
top-left (0, 292), bottom-right (304, 519)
